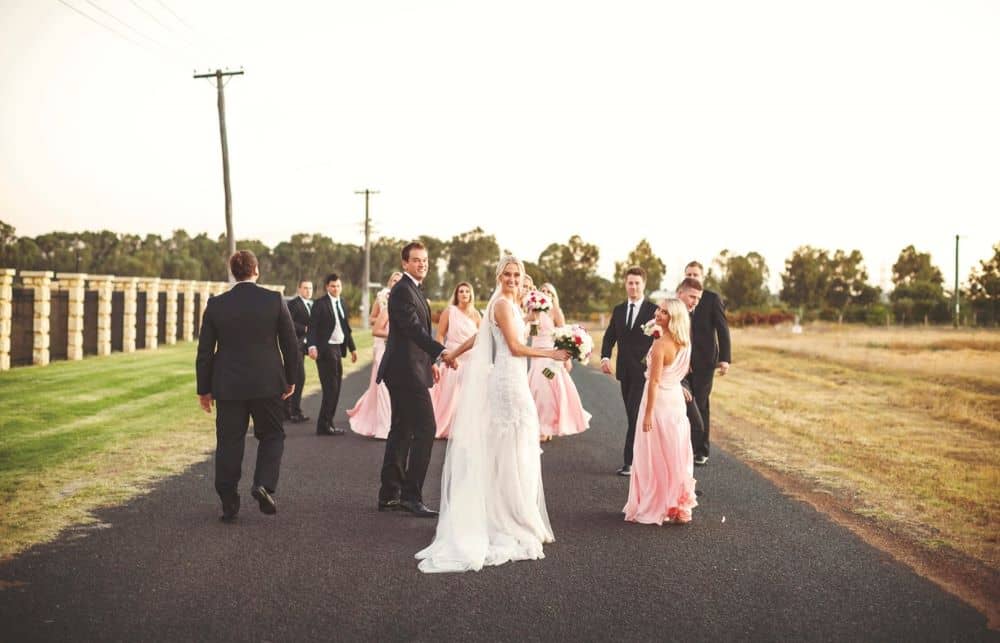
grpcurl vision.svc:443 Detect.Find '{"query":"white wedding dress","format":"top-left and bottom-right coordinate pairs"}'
top-left (416, 295), bottom-right (554, 573)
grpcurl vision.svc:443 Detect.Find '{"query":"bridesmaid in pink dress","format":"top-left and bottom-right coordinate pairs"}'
top-left (432, 282), bottom-right (482, 438)
top-left (527, 283), bottom-right (592, 440)
top-left (347, 272), bottom-right (402, 439)
top-left (624, 298), bottom-right (698, 525)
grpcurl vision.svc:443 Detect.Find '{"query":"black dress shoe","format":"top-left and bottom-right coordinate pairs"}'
top-left (291, 414), bottom-right (311, 424)
top-left (220, 495), bottom-right (240, 523)
top-left (378, 499), bottom-right (403, 512)
top-left (316, 425), bottom-right (343, 436)
top-left (399, 499), bottom-right (438, 518)
top-left (616, 465), bottom-right (632, 477)
top-left (250, 485), bottom-right (277, 515)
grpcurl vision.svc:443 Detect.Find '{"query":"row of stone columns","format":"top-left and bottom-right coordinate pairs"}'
top-left (0, 270), bottom-right (284, 370)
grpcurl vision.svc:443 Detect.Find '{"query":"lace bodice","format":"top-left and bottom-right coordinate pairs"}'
top-left (487, 299), bottom-right (533, 434)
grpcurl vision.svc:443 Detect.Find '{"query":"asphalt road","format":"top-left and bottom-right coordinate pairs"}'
top-left (0, 364), bottom-right (994, 642)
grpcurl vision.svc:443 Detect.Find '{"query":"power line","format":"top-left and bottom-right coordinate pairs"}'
top-left (128, 0), bottom-right (195, 44)
top-left (82, 0), bottom-right (175, 51)
top-left (54, 0), bottom-right (164, 58)
top-left (152, 0), bottom-right (194, 32)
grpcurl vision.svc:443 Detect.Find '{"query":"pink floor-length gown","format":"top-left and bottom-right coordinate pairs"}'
top-left (347, 336), bottom-right (391, 439)
top-left (623, 345), bottom-right (698, 524)
top-left (526, 312), bottom-right (592, 437)
top-left (432, 305), bottom-right (479, 438)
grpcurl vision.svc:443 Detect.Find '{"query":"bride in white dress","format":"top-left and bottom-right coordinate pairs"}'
top-left (416, 255), bottom-right (571, 573)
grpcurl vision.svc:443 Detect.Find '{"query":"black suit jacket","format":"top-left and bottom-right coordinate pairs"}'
top-left (376, 275), bottom-right (445, 389)
top-left (196, 282), bottom-right (299, 400)
top-left (286, 296), bottom-right (311, 351)
top-left (306, 295), bottom-right (356, 360)
top-left (600, 300), bottom-right (658, 381)
top-left (690, 289), bottom-right (732, 374)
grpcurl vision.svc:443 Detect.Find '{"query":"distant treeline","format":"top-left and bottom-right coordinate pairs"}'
top-left (1, 220), bottom-right (996, 325)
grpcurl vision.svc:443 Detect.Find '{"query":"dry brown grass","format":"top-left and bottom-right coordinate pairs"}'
top-left (710, 324), bottom-right (1000, 572)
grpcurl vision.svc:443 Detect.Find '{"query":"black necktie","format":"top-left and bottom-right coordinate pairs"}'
top-left (626, 303), bottom-right (634, 330)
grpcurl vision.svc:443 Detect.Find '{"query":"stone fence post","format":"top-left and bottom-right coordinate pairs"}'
top-left (113, 277), bottom-right (138, 353)
top-left (182, 280), bottom-right (197, 341)
top-left (0, 269), bottom-right (14, 370)
top-left (88, 275), bottom-right (115, 356)
top-left (136, 278), bottom-right (160, 350)
top-left (20, 271), bottom-right (53, 366)
top-left (57, 273), bottom-right (88, 361)
top-left (163, 279), bottom-right (180, 345)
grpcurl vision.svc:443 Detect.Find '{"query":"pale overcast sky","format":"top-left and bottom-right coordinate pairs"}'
top-left (1, 0), bottom-right (997, 291)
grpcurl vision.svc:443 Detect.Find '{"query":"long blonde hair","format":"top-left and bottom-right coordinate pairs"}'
top-left (662, 298), bottom-right (691, 347)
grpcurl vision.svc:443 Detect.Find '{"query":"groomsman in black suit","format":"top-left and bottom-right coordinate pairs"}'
top-left (682, 261), bottom-right (732, 465)
top-left (376, 241), bottom-right (450, 517)
top-left (284, 279), bottom-right (313, 424)
top-left (676, 277), bottom-right (706, 450)
top-left (600, 266), bottom-right (658, 476)
top-left (307, 273), bottom-right (358, 436)
top-left (196, 250), bottom-right (298, 522)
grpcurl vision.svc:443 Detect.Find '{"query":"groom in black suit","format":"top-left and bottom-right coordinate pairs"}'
top-left (683, 261), bottom-right (732, 465)
top-left (600, 266), bottom-right (658, 476)
top-left (307, 273), bottom-right (357, 436)
top-left (196, 250), bottom-right (298, 522)
top-left (376, 241), bottom-right (450, 517)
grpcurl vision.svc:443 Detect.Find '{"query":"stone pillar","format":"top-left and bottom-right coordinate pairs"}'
top-left (88, 275), bottom-right (115, 356)
top-left (182, 280), bottom-right (197, 341)
top-left (261, 284), bottom-right (286, 295)
top-left (57, 272), bottom-right (88, 361)
top-left (198, 281), bottom-right (213, 330)
top-left (20, 271), bottom-right (54, 366)
top-left (0, 269), bottom-right (14, 370)
top-left (163, 279), bottom-right (180, 346)
top-left (114, 277), bottom-right (138, 353)
top-left (212, 282), bottom-right (229, 297)
top-left (136, 278), bottom-right (160, 350)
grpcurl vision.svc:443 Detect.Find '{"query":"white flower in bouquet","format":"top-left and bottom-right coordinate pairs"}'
top-left (641, 318), bottom-right (662, 339)
top-left (376, 288), bottom-right (391, 307)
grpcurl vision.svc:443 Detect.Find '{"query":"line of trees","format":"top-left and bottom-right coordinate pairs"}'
top-left (705, 243), bottom-right (998, 326)
top-left (2, 220), bottom-right (996, 325)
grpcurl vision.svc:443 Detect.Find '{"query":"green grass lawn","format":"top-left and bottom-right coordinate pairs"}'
top-left (0, 331), bottom-right (372, 557)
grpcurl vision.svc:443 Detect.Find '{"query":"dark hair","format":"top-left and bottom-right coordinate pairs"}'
top-left (297, 279), bottom-right (312, 287)
top-left (685, 261), bottom-right (704, 272)
top-left (401, 241), bottom-right (426, 262)
top-left (229, 250), bottom-right (258, 281)
top-left (677, 277), bottom-right (703, 292)
top-left (624, 266), bottom-right (647, 281)
top-left (324, 273), bottom-right (341, 286)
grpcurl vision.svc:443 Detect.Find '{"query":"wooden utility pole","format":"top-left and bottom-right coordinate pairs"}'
top-left (954, 234), bottom-right (960, 328)
top-left (193, 68), bottom-right (243, 281)
top-left (355, 189), bottom-right (379, 329)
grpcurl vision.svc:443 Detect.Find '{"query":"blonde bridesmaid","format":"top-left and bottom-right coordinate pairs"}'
top-left (623, 298), bottom-right (698, 525)
top-left (526, 283), bottom-right (592, 441)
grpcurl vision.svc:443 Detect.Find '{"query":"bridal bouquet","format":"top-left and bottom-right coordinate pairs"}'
top-left (376, 288), bottom-right (391, 308)
top-left (523, 290), bottom-right (552, 336)
top-left (641, 318), bottom-right (662, 339)
top-left (543, 324), bottom-right (594, 379)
